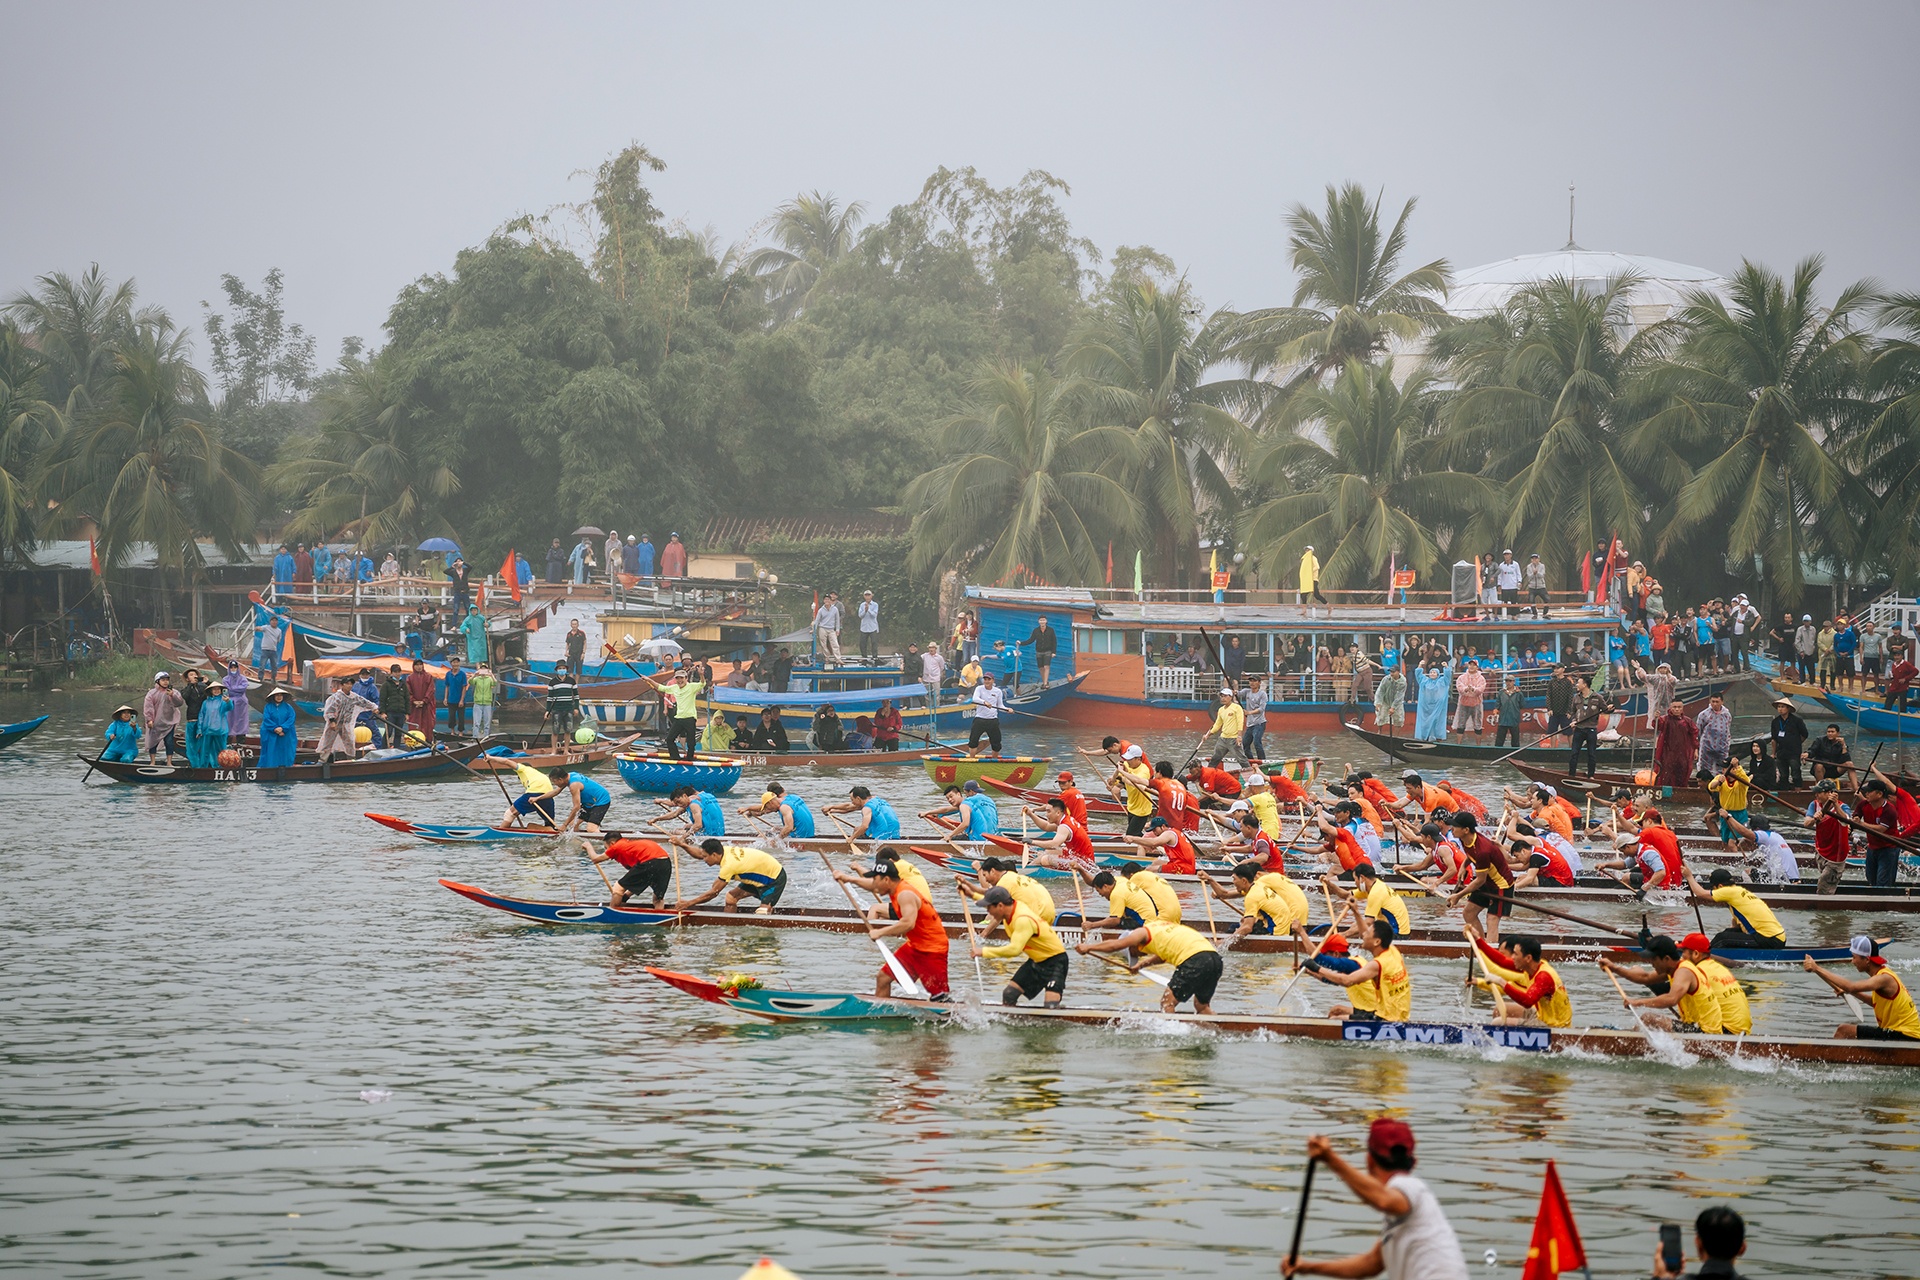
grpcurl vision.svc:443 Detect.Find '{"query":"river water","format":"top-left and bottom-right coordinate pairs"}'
top-left (5, 688), bottom-right (1918, 1278)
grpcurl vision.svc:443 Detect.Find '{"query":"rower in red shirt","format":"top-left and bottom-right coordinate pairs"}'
top-left (1186, 761), bottom-right (1242, 809)
top-left (1444, 810), bottom-right (1516, 944)
top-left (1218, 811), bottom-right (1287, 872)
top-left (1125, 815), bottom-right (1197, 875)
top-left (1150, 761), bottom-right (1201, 832)
top-left (1632, 809), bottom-right (1685, 888)
top-left (1508, 830), bottom-right (1576, 889)
top-left (587, 836), bottom-right (673, 907)
top-left (1857, 769), bottom-right (1920, 888)
top-left (1023, 796), bottom-right (1098, 871)
top-left (1052, 771), bottom-right (1089, 826)
top-left (1809, 783), bottom-right (1854, 893)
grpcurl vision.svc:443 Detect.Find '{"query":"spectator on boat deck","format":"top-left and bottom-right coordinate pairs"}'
top-left (379, 664), bottom-right (410, 747)
top-left (196, 683), bottom-right (233, 768)
top-left (102, 705), bottom-right (141, 762)
top-left (1523, 552), bottom-right (1549, 617)
top-left (1297, 545), bottom-right (1325, 606)
top-left (1221, 634), bottom-right (1245, 683)
top-left (469, 663), bottom-right (497, 741)
top-left (1413, 663), bottom-right (1451, 741)
top-left (757, 707), bottom-right (790, 753)
top-left (846, 715), bottom-right (876, 752)
top-left (292, 543), bottom-right (313, 588)
top-left (569, 536), bottom-right (592, 584)
top-left (1373, 665), bottom-right (1407, 731)
top-left (1806, 723), bottom-right (1852, 784)
top-left (258, 688), bottom-right (298, 769)
top-left (635, 534), bottom-right (656, 579)
top-left (1240, 675), bottom-right (1269, 761)
top-left (312, 543), bottom-right (333, 584)
top-left (700, 711), bottom-right (735, 753)
top-left (447, 557), bottom-right (472, 615)
top-left (1452, 660), bottom-right (1487, 738)
top-left (1764, 698), bottom-right (1806, 787)
top-left (857, 590), bottom-right (881, 664)
top-left (405, 658), bottom-right (438, 741)
top-left (811, 705), bottom-right (847, 753)
top-left (1492, 677), bottom-right (1523, 750)
top-left (272, 543), bottom-right (295, 590)
top-left (873, 700), bottom-right (903, 752)
top-left (443, 656), bottom-right (470, 737)
top-left (221, 660), bottom-right (251, 737)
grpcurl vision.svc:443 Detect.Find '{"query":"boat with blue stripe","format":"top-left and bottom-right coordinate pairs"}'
top-left (0, 714), bottom-right (50, 751)
top-left (615, 751), bottom-right (744, 795)
top-left (441, 879), bottom-right (683, 926)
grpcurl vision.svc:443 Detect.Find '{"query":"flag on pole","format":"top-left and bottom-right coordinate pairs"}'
top-left (1387, 552), bottom-right (1395, 603)
top-left (89, 538), bottom-right (102, 577)
top-left (1132, 549), bottom-right (1143, 598)
top-left (1106, 541), bottom-right (1113, 587)
top-left (1521, 1160), bottom-right (1589, 1280)
top-left (501, 550), bottom-right (522, 604)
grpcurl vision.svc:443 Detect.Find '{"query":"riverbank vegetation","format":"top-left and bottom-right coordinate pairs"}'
top-left (5, 145), bottom-right (1917, 617)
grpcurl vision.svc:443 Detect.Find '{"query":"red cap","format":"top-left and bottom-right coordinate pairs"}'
top-left (1321, 933), bottom-right (1349, 954)
top-left (1057, 771), bottom-right (1074, 783)
top-left (1368, 1118), bottom-right (1415, 1164)
top-left (1680, 932), bottom-right (1712, 954)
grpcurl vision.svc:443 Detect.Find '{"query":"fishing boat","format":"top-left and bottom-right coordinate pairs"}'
top-left (1823, 690), bottom-right (1920, 739)
top-left (85, 740), bottom-right (487, 784)
top-left (614, 751), bottom-right (744, 795)
top-left (959, 585), bottom-right (1753, 731)
top-left (0, 713), bottom-right (50, 751)
top-left (582, 671), bottom-right (1089, 735)
top-left (921, 755), bottom-right (1051, 789)
top-left (644, 969), bottom-right (1920, 1068)
top-left (978, 754), bottom-right (1321, 815)
top-left (1343, 722), bottom-right (1654, 767)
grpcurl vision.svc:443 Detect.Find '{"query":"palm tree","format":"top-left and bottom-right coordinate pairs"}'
top-left (270, 355), bottom-right (459, 551)
top-left (38, 317), bottom-right (258, 615)
top-left (1429, 274), bottom-right (1669, 579)
top-left (1649, 257), bottom-right (1875, 604)
top-left (744, 192), bottom-right (866, 325)
top-left (1849, 293), bottom-right (1920, 586)
top-left (4, 265), bottom-right (151, 416)
top-left (1233, 183), bottom-right (1451, 393)
top-left (1240, 361), bottom-right (1487, 588)
top-left (1066, 281), bottom-right (1263, 584)
top-left (0, 323), bottom-right (57, 557)
top-left (904, 363), bottom-right (1139, 587)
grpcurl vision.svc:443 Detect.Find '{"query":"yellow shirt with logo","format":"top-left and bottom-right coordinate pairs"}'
top-left (1245, 872), bottom-right (1308, 933)
top-left (1710, 764), bottom-right (1751, 813)
top-left (1362, 881), bottom-right (1411, 936)
top-left (670, 681), bottom-right (706, 720)
top-left (1710, 884), bottom-right (1785, 942)
top-left (716, 845), bottom-right (784, 890)
top-left (1130, 868), bottom-right (1182, 923)
top-left (984, 902), bottom-right (1066, 962)
top-left (1140, 920), bottom-right (1216, 968)
top-left (1675, 959), bottom-right (1724, 1033)
top-left (996, 870), bottom-right (1056, 924)
top-left (1247, 790), bottom-right (1283, 838)
top-left (1211, 700), bottom-right (1245, 740)
top-left (1121, 762), bottom-right (1155, 817)
top-left (1872, 972), bottom-right (1920, 1038)
top-left (1371, 945), bottom-right (1412, 1021)
top-left (1697, 956), bottom-right (1751, 1033)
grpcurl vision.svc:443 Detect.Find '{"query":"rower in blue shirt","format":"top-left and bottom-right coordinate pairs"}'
top-left (829, 785), bottom-right (900, 840)
top-left (542, 767), bottom-right (612, 833)
top-left (930, 780), bottom-right (1001, 838)
top-left (666, 785), bottom-right (728, 837)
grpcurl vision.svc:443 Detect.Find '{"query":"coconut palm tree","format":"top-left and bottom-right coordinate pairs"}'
top-left (744, 192), bottom-right (866, 325)
top-left (1648, 257), bottom-right (1875, 603)
top-left (1240, 361), bottom-right (1488, 588)
top-left (4, 265), bottom-right (152, 416)
top-left (270, 354), bottom-right (459, 551)
top-left (37, 317), bottom-right (257, 616)
top-left (1429, 273), bottom-right (1670, 579)
top-left (0, 322), bottom-right (57, 557)
top-left (905, 362), bottom-right (1139, 587)
top-left (1232, 183), bottom-right (1451, 394)
top-left (1066, 281), bottom-right (1263, 584)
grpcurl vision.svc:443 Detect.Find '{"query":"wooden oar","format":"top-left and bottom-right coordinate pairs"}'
top-left (1087, 949), bottom-right (1170, 987)
top-left (1271, 894), bottom-right (1360, 1011)
top-left (1474, 888), bottom-right (1639, 941)
top-left (435, 741), bottom-right (528, 826)
top-left (1751, 777), bottom-right (1920, 854)
top-left (957, 885), bottom-right (989, 1001)
top-left (1603, 966), bottom-right (1656, 1034)
top-left (1286, 1156), bottom-right (1320, 1273)
top-left (815, 850), bottom-right (927, 998)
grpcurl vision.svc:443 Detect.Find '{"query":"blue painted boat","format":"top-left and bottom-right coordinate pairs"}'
top-left (649, 968), bottom-right (951, 1021)
top-left (0, 714), bottom-right (50, 751)
top-left (615, 751), bottom-right (743, 795)
top-left (1822, 690), bottom-right (1920, 738)
top-left (441, 879), bottom-right (682, 925)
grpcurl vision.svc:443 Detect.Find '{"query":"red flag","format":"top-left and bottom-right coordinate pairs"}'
top-left (501, 549), bottom-right (522, 604)
top-left (1106, 542), bottom-right (1114, 587)
top-left (89, 538), bottom-right (102, 577)
top-left (1596, 534), bottom-right (1619, 604)
top-left (1521, 1161), bottom-right (1588, 1280)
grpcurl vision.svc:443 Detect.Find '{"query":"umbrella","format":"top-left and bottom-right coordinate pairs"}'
top-left (636, 637), bottom-right (683, 659)
top-left (572, 525), bottom-right (605, 537)
top-left (417, 538), bottom-right (461, 553)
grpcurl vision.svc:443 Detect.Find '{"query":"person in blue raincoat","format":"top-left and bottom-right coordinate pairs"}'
top-left (351, 667), bottom-right (385, 747)
top-left (198, 684), bottom-right (234, 766)
top-left (101, 705), bottom-right (141, 761)
top-left (568, 537), bottom-right (592, 584)
top-left (1413, 662), bottom-right (1452, 742)
top-left (312, 544), bottom-right (333, 583)
top-left (258, 687), bottom-right (299, 768)
top-left (459, 605), bottom-right (488, 666)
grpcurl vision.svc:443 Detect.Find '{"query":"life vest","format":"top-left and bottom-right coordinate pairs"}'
top-left (1638, 827), bottom-right (1685, 887)
top-left (1872, 972), bottom-right (1920, 1038)
top-left (1531, 960), bottom-right (1572, 1028)
top-left (1696, 957), bottom-right (1751, 1033)
top-left (1675, 959), bottom-right (1723, 1033)
top-left (1361, 777), bottom-right (1398, 810)
top-left (1372, 946), bottom-right (1412, 1021)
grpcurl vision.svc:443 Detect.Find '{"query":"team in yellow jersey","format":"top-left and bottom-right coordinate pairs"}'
top-left (1305, 919), bottom-right (1411, 1022)
top-left (1084, 864), bottom-right (1180, 932)
top-left (974, 885), bottom-right (1069, 1007)
top-left (1599, 933), bottom-right (1751, 1034)
top-left (1803, 936), bottom-right (1920, 1041)
top-left (954, 856), bottom-right (1058, 924)
top-left (1077, 918), bottom-right (1223, 1013)
top-left (1202, 861), bottom-right (1311, 945)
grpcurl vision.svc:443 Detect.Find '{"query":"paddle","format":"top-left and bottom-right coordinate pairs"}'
top-left (957, 885), bottom-right (990, 1001)
top-left (1471, 887), bottom-right (1639, 942)
top-left (1286, 1156), bottom-right (1320, 1273)
top-left (434, 741), bottom-right (527, 825)
top-left (815, 850), bottom-right (928, 999)
top-left (1271, 893), bottom-right (1360, 1012)
top-left (1603, 966), bottom-right (1656, 1035)
top-left (1087, 948), bottom-right (1171, 987)
top-left (1751, 777), bottom-right (1920, 855)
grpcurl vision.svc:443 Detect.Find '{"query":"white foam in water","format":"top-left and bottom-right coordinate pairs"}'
top-left (358, 1088), bottom-right (394, 1103)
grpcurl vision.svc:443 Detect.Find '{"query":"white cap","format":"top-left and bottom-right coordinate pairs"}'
top-left (1227, 800), bottom-right (1250, 813)
top-left (1122, 745), bottom-right (1142, 759)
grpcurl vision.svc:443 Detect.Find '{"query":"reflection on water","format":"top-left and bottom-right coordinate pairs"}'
top-left (1, 691), bottom-right (1918, 1277)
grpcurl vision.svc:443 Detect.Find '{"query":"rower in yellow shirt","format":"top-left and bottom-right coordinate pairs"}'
top-left (1321, 862), bottom-right (1411, 941)
top-left (1305, 919), bottom-right (1411, 1022)
top-left (1201, 860), bottom-right (1310, 944)
top-left (1466, 925), bottom-right (1572, 1027)
top-left (1683, 867), bottom-right (1787, 950)
top-left (670, 835), bottom-right (787, 912)
top-left (974, 885), bottom-right (1069, 1008)
top-left (1109, 744), bottom-right (1157, 835)
top-left (954, 855), bottom-right (1057, 924)
top-left (1243, 771), bottom-right (1284, 838)
top-left (1077, 918), bottom-right (1223, 1013)
top-left (1598, 932), bottom-right (1752, 1034)
top-left (1803, 936), bottom-right (1920, 1041)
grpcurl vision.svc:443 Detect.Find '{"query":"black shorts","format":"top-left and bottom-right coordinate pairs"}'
top-left (1469, 886), bottom-right (1513, 917)
top-left (741, 869), bottom-right (788, 907)
top-left (618, 858), bottom-right (673, 900)
top-left (1346, 1009), bottom-right (1383, 1022)
top-left (580, 802), bottom-right (610, 825)
top-left (1167, 951), bottom-right (1224, 1005)
top-left (1125, 814), bottom-right (1149, 836)
top-left (1011, 952), bottom-right (1070, 997)
top-left (1856, 1025), bottom-right (1920, 1041)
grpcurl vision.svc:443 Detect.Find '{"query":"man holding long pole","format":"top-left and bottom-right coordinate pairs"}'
top-left (1282, 1121), bottom-right (1468, 1278)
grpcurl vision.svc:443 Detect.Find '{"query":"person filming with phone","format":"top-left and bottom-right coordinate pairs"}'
top-left (1652, 1206), bottom-right (1749, 1279)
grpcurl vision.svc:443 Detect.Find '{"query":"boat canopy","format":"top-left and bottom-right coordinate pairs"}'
top-left (710, 682), bottom-right (927, 707)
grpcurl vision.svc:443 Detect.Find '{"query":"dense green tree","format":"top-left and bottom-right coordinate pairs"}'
top-left (1429, 274), bottom-right (1666, 580)
top-left (1850, 293), bottom-right (1920, 587)
top-left (1649, 257), bottom-right (1875, 604)
top-left (201, 269), bottom-right (322, 468)
top-left (904, 363), bottom-right (1138, 586)
top-left (744, 192), bottom-right (866, 325)
top-left (1232, 183), bottom-right (1451, 395)
top-left (1240, 361), bottom-right (1487, 588)
top-left (4, 265), bottom-right (148, 416)
top-left (1066, 280), bottom-right (1261, 584)
top-left (0, 323), bottom-right (57, 557)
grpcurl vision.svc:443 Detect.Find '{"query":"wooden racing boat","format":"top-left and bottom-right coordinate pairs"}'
top-left (977, 753), bottom-right (1321, 816)
top-left (468, 732), bottom-right (641, 773)
top-left (85, 740), bottom-right (487, 784)
top-left (643, 969), bottom-right (1920, 1068)
top-left (440, 879), bottom-right (683, 925)
top-left (0, 713), bottom-right (50, 751)
top-left (1343, 721), bottom-right (1655, 767)
top-left (921, 755), bottom-right (1052, 789)
top-left (1506, 761), bottom-right (1824, 807)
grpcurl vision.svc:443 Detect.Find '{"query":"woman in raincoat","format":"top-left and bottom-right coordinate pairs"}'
top-left (197, 683), bottom-right (233, 766)
top-left (102, 705), bottom-right (141, 761)
top-left (222, 660), bottom-right (252, 737)
top-left (1413, 663), bottom-right (1452, 741)
top-left (1373, 666), bottom-right (1408, 731)
top-left (258, 687), bottom-right (299, 768)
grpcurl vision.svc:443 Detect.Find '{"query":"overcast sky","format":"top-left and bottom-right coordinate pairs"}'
top-left (5, 2), bottom-right (1916, 367)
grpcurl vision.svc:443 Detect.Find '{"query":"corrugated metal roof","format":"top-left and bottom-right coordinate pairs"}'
top-left (0, 540), bottom-right (278, 571)
top-left (704, 511), bottom-right (909, 546)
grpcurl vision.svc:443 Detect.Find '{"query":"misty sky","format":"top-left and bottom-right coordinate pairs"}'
top-left (5, 2), bottom-right (1916, 368)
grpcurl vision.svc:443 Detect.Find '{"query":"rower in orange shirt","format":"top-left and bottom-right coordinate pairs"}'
top-left (1123, 814), bottom-right (1198, 875)
top-left (864, 857), bottom-right (950, 1001)
top-left (1150, 761), bottom-right (1201, 832)
top-left (1051, 771), bottom-right (1089, 826)
top-left (1186, 760), bottom-right (1243, 810)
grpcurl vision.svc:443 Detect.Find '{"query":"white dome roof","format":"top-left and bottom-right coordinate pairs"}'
top-left (1447, 247), bottom-right (1728, 329)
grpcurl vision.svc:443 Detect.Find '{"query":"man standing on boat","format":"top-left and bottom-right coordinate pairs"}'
top-left (1372, 664), bottom-right (1407, 732)
top-left (1204, 687), bottom-right (1245, 766)
top-left (459, 605), bottom-right (488, 668)
top-left (1804, 937), bottom-right (1920, 1041)
top-left (317, 674), bottom-right (378, 761)
top-left (1523, 552), bottom-right (1550, 618)
top-left (142, 671), bottom-right (184, 763)
top-left (1281, 1121), bottom-right (1468, 1280)
top-left (1444, 811), bottom-right (1514, 944)
top-left (1412, 663), bottom-right (1451, 741)
top-left (974, 885), bottom-right (1068, 1008)
top-left (1451, 660), bottom-right (1487, 739)
top-left (1298, 545), bottom-right (1325, 610)
top-left (812, 591), bottom-right (843, 666)
top-left (1654, 703), bottom-right (1698, 788)
top-left (965, 670), bottom-right (1007, 757)
top-left (1494, 549), bottom-right (1522, 619)
top-left (856, 590), bottom-right (880, 665)
top-left (1544, 664), bottom-right (1576, 737)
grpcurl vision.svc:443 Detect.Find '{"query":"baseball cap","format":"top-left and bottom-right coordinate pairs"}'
top-left (1227, 800), bottom-right (1250, 814)
top-left (1680, 932), bottom-right (1713, 953)
top-left (1057, 771), bottom-right (1075, 783)
top-left (1401, 770), bottom-right (1422, 782)
top-left (759, 791), bottom-right (778, 805)
top-left (1321, 933), bottom-right (1349, 954)
top-left (1367, 1118), bottom-right (1415, 1165)
top-left (963, 780), bottom-right (980, 793)
top-left (1707, 868), bottom-right (1735, 887)
top-left (1146, 815), bottom-right (1168, 829)
top-left (1122, 745), bottom-right (1143, 759)
top-left (980, 886), bottom-right (1014, 908)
